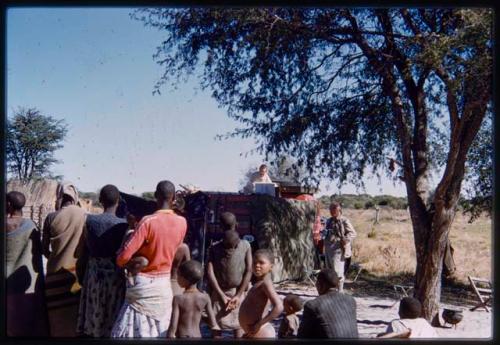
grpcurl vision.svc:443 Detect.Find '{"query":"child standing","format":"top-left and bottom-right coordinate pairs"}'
top-left (278, 294), bottom-right (304, 338)
top-left (206, 212), bottom-right (252, 338)
top-left (167, 260), bottom-right (219, 338)
top-left (238, 249), bottom-right (283, 338)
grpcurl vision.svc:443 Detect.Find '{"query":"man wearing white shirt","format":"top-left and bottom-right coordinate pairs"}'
top-left (244, 164), bottom-right (274, 193)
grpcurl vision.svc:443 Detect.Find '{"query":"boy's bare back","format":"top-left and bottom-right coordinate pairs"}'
top-left (170, 291), bottom-right (212, 338)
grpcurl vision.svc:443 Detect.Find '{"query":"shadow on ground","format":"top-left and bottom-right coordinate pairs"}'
top-left (278, 269), bottom-right (478, 309)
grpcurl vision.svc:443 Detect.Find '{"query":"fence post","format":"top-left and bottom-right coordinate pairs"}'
top-left (374, 206), bottom-right (380, 224)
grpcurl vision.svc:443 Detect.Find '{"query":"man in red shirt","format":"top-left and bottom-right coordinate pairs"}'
top-left (112, 180), bottom-right (187, 338)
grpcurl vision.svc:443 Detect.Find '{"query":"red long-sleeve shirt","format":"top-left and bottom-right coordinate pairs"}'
top-left (116, 209), bottom-right (187, 276)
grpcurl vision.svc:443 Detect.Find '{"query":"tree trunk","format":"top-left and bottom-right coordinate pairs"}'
top-left (413, 203), bottom-right (457, 324)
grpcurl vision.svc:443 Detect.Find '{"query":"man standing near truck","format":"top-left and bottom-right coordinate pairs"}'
top-left (324, 202), bottom-right (356, 293)
top-left (244, 164), bottom-right (274, 194)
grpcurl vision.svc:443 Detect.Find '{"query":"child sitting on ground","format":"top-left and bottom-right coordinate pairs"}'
top-left (278, 294), bottom-right (304, 338)
top-left (378, 297), bottom-right (438, 338)
top-left (238, 249), bottom-right (284, 338)
top-left (167, 260), bottom-right (219, 338)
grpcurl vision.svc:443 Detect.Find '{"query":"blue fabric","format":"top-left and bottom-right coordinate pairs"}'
top-left (85, 214), bottom-right (128, 258)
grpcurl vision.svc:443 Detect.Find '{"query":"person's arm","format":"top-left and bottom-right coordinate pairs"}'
top-left (116, 220), bottom-right (148, 267)
top-left (343, 218), bottom-right (357, 240)
top-left (30, 227), bottom-right (43, 274)
top-left (75, 224), bottom-right (89, 285)
top-left (247, 278), bottom-right (284, 336)
top-left (204, 294), bottom-right (221, 336)
top-left (297, 302), bottom-right (317, 338)
top-left (206, 261), bottom-right (230, 308)
top-left (229, 244), bottom-right (253, 310)
top-left (167, 296), bottom-right (180, 338)
top-left (42, 215), bottom-right (52, 258)
top-left (377, 330), bottom-right (411, 338)
top-left (183, 244), bottom-right (191, 261)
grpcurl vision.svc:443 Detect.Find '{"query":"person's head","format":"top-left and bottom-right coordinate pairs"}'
top-left (329, 202), bottom-right (342, 218)
top-left (99, 184), bottom-right (120, 209)
top-left (56, 182), bottom-right (79, 209)
top-left (220, 211), bottom-right (237, 231)
top-left (315, 268), bottom-right (340, 295)
top-left (154, 180), bottom-right (175, 206)
top-left (177, 260), bottom-right (203, 288)
top-left (259, 164), bottom-right (268, 177)
top-left (283, 294), bottom-right (304, 315)
top-left (7, 191), bottom-right (26, 215)
top-left (126, 213), bottom-right (137, 229)
top-left (223, 230), bottom-right (240, 249)
top-left (253, 249), bottom-right (274, 278)
top-left (398, 297), bottom-right (422, 319)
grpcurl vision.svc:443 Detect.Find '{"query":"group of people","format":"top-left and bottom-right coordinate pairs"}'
top-left (6, 178), bottom-right (438, 339)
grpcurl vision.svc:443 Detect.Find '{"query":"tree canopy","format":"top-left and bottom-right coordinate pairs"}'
top-left (6, 107), bottom-right (68, 182)
top-left (133, 8), bottom-right (491, 195)
top-left (133, 7), bottom-right (493, 321)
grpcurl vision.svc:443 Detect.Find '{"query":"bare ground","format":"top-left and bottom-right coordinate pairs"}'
top-left (273, 278), bottom-right (492, 339)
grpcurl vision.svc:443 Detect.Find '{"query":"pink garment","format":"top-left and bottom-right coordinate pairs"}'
top-left (116, 210), bottom-right (187, 275)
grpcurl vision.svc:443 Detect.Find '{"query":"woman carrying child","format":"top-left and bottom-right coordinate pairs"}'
top-left (111, 181), bottom-right (187, 338)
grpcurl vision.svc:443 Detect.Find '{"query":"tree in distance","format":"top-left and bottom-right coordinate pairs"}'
top-left (6, 107), bottom-right (68, 183)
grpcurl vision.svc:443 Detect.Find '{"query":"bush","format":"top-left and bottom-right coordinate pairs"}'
top-left (142, 191), bottom-right (155, 201)
top-left (354, 202), bottom-right (363, 209)
top-left (365, 201), bottom-right (375, 209)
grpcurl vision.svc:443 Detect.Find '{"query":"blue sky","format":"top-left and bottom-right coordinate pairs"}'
top-left (7, 7), bottom-right (407, 197)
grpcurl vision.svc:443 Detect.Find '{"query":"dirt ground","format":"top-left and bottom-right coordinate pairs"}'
top-left (273, 279), bottom-right (492, 339)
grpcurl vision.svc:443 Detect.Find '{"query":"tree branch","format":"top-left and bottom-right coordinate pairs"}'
top-left (400, 9), bottom-right (422, 36)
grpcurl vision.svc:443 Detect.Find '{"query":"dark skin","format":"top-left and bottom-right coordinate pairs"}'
top-left (238, 253), bottom-right (283, 338)
top-left (6, 202), bottom-right (23, 233)
top-left (167, 275), bottom-right (219, 338)
top-left (315, 278), bottom-right (337, 296)
top-left (154, 190), bottom-right (174, 211)
top-left (171, 243), bottom-right (191, 280)
top-left (206, 237), bottom-right (252, 338)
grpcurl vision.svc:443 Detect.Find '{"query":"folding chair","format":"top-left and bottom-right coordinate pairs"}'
top-left (468, 276), bottom-right (492, 312)
top-left (349, 262), bottom-right (363, 283)
top-left (390, 284), bottom-right (414, 307)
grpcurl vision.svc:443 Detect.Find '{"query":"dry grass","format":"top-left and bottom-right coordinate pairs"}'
top-left (321, 208), bottom-right (492, 284)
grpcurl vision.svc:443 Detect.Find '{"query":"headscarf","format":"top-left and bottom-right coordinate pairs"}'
top-left (56, 181), bottom-right (80, 209)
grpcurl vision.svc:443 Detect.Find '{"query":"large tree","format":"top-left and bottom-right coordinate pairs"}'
top-left (6, 107), bottom-right (68, 182)
top-left (133, 8), bottom-right (493, 322)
